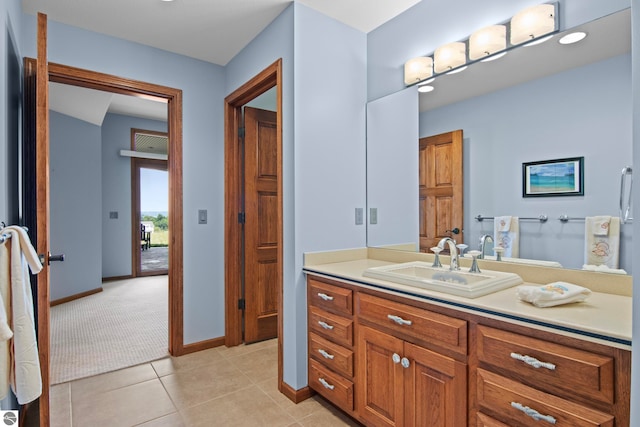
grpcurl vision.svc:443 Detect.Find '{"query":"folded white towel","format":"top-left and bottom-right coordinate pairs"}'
top-left (495, 216), bottom-right (512, 232)
top-left (516, 282), bottom-right (592, 308)
top-left (590, 216), bottom-right (611, 236)
top-left (582, 264), bottom-right (627, 275)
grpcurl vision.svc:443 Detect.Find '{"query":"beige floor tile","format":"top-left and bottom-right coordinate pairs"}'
top-left (70, 362), bottom-right (158, 399)
top-left (72, 379), bottom-right (175, 427)
top-left (152, 347), bottom-right (224, 377)
top-left (160, 359), bottom-right (252, 409)
top-left (298, 408), bottom-right (362, 427)
top-left (136, 412), bottom-right (185, 426)
top-left (216, 338), bottom-right (277, 359)
top-left (180, 384), bottom-right (296, 427)
top-left (256, 378), bottom-right (326, 421)
top-left (229, 345), bottom-right (278, 383)
top-left (50, 383), bottom-right (72, 427)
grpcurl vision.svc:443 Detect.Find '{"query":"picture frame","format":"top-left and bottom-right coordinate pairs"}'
top-left (522, 157), bottom-right (584, 197)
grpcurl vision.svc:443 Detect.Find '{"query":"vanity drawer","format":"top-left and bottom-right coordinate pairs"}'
top-left (309, 358), bottom-right (354, 412)
top-left (309, 332), bottom-right (354, 378)
top-left (309, 306), bottom-right (353, 347)
top-left (476, 413), bottom-right (510, 427)
top-left (476, 325), bottom-right (614, 405)
top-left (356, 293), bottom-right (467, 355)
top-left (308, 277), bottom-right (353, 316)
top-left (477, 369), bottom-right (614, 427)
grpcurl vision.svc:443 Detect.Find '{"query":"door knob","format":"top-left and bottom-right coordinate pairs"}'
top-left (39, 252), bottom-right (65, 265)
top-left (446, 228), bottom-right (461, 235)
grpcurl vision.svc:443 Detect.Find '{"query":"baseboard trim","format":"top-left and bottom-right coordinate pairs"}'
top-left (181, 336), bottom-right (225, 355)
top-left (102, 275), bottom-right (133, 282)
top-left (50, 287), bottom-right (103, 306)
top-left (280, 381), bottom-right (314, 403)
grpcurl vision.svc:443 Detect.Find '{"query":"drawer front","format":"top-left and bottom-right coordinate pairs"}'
top-left (357, 293), bottom-right (467, 354)
top-left (308, 277), bottom-right (353, 316)
top-left (309, 359), bottom-right (354, 412)
top-left (476, 413), bottom-right (511, 427)
top-left (309, 332), bottom-right (354, 377)
top-left (476, 325), bottom-right (614, 405)
top-left (477, 369), bottom-right (614, 427)
top-left (309, 306), bottom-right (353, 347)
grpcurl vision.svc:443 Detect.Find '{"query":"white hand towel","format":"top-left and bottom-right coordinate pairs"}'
top-left (584, 216), bottom-right (620, 269)
top-left (0, 239), bottom-right (12, 401)
top-left (494, 216), bottom-right (519, 258)
top-left (516, 282), bottom-right (592, 308)
top-left (591, 216), bottom-right (611, 236)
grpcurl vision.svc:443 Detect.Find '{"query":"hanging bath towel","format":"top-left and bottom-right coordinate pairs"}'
top-left (494, 216), bottom-right (520, 258)
top-left (584, 216), bottom-right (620, 269)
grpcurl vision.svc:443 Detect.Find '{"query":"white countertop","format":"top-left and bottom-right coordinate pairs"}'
top-left (304, 257), bottom-right (632, 350)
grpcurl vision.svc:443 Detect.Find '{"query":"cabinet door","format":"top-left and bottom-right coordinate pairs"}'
top-left (358, 326), bottom-right (405, 427)
top-left (404, 342), bottom-right (467, 427)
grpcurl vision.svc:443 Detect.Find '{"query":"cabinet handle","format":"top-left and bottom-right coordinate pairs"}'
top-left (317, 292), bottom-right (334, 301)
top-left (318, 377), bottom-right (335, 390)
top-left (511, 402), bottom-right (556, 424)
top-left (318, 321), bottom-right (334, 330)
top-left (401, 357), bottom-right (410, 369)
top-left (318, 349), bottom-right (335, 360)
top-left (392, 353), bottom-right (401, 364)
top-left (387, 314), bottom-right (412, 326)
top-left (510, 352), bottom-right (556, 371)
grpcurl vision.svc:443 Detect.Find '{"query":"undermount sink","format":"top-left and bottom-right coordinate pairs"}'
top-left (363, 261), bottom-right (523, 298)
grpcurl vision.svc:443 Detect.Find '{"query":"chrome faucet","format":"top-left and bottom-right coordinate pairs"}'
top-left (437, 237), bottom-right (460, 271)
top-left (478, 234), bottom-right (494, 259)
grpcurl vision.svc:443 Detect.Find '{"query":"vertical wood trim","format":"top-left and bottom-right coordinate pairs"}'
top-left (224, 60), bottom-right (283, 388)
top-left (35, 13), bottom-right (51, 427)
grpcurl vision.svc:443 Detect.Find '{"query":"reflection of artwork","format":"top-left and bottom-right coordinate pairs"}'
top-left (523, 157), bottom-right (584, 197)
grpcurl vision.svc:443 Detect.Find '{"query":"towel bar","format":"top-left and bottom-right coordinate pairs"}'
top-left (475, 214), bottom-right (548, 223)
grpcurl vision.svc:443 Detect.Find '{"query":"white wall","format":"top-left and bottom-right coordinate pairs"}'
top-left (420, 54), bottom-right (632, 271)
top-left (49, 111), bottom-right (102, 301)
top-left (101, 113), bottom-right (167, 278)
top-left (21, 14), bottom-right (226, 345)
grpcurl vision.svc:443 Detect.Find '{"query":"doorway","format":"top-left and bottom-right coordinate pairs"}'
top-left (224, 60), bottom-right (286, 392)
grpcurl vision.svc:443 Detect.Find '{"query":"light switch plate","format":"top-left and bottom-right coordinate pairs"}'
top-left (370, 208), bottom-right (378, 225)
top-left (355, 208), bottom-right (364, 225)
top-left (198, 209), bottom-right (207, 224)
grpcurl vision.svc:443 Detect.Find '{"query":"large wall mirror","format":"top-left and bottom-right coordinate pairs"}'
top-left (366, 8), bottom-right (633, 274)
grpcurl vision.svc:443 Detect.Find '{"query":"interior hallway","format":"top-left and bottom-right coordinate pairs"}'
top-left (50, 338), bottom-right (361, 426)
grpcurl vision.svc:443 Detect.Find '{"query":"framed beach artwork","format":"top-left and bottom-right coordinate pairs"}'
top-left (522, 157), bottom-right (584, 197)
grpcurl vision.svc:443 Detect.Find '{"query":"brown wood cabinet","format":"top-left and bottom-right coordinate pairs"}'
top-left (305, 273), bottom-right (631, 426)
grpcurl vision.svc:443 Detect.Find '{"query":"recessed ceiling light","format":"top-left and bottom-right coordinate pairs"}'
top-left (559, 31), bottom-right (587, 45)
top-left (417, 85), bottom-right (435, 93)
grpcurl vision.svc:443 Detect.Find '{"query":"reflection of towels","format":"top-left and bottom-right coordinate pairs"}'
top-left (582, 264), bottom-right (627, 275)
top-left (494, 216), bottom-right (519, 258)
top-left (516, 282), bottom-right (592, 307)
top-left (0, 226), bottom-right (43, 404)
top-left (584, 216), bottom-right (620, 269)
top-left (590, 216), bottom-right (611, 236)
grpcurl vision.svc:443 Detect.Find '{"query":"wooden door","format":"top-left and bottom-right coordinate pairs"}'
top-left (419, 130), bottom-right (464, 252)
top-left (404, 342), bottom-right (467, 427)
top-left (357, 326), bottom-right (405, 427)
top-left (35, 12), bottom-right (51, 427)
top-left (243, 107), bottom-right (278, 343)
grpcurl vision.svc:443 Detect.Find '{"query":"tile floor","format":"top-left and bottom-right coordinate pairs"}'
top-left (50, 339), bottom-right (362, 426)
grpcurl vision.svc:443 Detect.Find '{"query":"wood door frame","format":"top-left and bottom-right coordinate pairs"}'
top-left (131, 153), bottom-right (169, 278)
top-left (28, 58), bottom-right (185, 426)
top-left (224, 59), bottom-right (283, 386)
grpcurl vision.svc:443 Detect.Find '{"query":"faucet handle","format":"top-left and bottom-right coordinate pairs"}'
top-left (467, 250), bottom-right (482, 273)
top-left (430, 247), bottom-right (443, 268)
top-left (493, 247), bottom-right (505, 261)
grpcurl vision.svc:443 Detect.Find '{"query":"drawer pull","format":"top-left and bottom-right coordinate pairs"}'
top-left (318, 349), bottom-right (335, 360)
top-left (318, 321), bottom-right (334, 330)
top-left (317, 292), bottom-right (334, 301)
top-left (401, 357), bottom-right (410, 369)
top-left (387, 314), bottom-right (412, 326)
top-left (392, 353), bottom-right (401, 364)
top-left (511, 402), bottom-right (557, 424)
top-left (318, 377), bottom-right (335, 390)
top-left (510, 352), bottom-right (556, 371)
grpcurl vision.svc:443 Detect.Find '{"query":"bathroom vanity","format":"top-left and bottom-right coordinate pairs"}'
top-left (303, 248), bottom-right (631, 426)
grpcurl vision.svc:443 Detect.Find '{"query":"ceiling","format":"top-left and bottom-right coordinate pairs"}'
top-left (28, 0), bottom-right (421, 124)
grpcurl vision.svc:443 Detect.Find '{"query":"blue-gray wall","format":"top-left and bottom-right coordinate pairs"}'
top-left (101, 113), bottom-right (167, 278)
top-left (420, 54), bottom-right (632, 272)
top-left (631, 1), bottom-right (639, 424)
top-left (49, 111), bottom-right (102, 301)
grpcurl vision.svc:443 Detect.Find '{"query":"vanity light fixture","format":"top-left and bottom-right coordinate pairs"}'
top-left (481, 51), bottom-right (507, 62)
top-left (559, 31), bottom-right (587, 45)
top-left (404, 56), bottom-right (433, 85)
top-left (434, 41), bottom-right (467, 74)
top-left (510, 3), bottom-right (557, 46)
top-left (469, 25), bottom-right (506, 61)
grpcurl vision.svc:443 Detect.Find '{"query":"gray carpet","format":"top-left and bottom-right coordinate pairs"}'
top-left (50, 276), bottom-right (169, 384)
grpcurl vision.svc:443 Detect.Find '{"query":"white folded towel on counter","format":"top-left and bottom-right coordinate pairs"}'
top-left (516, 282), bottom-right (591, 308)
